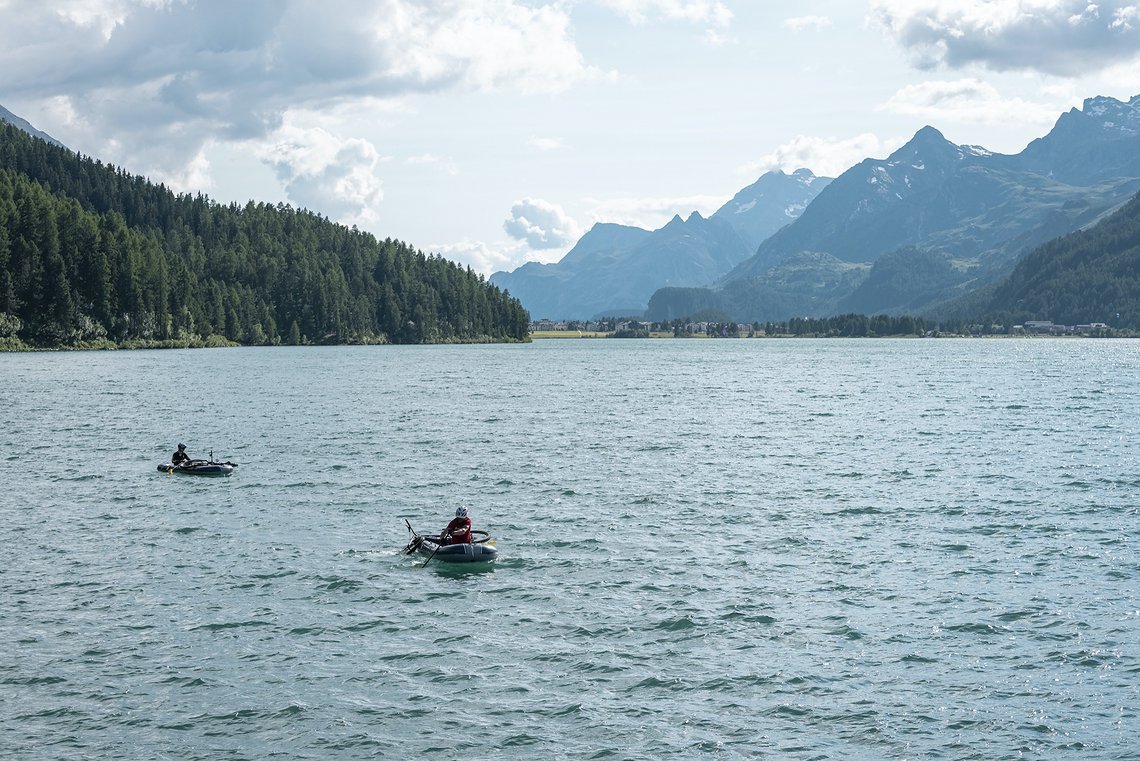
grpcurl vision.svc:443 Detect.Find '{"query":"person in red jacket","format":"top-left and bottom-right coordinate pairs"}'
top-left (441, 506), bottom-right (472, 545)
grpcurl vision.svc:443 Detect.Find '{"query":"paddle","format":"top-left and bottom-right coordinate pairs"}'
top-left (420, 543), bottom-right (442, 567)
top-left (421, 531), bottom-right (451, 568)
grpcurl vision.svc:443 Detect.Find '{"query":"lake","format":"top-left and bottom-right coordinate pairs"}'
top-left (1, 339), bottom-right (1137, 759)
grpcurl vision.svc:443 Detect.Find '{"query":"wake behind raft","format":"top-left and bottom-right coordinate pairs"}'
top-left (403, 520), bottom-right (499, 564)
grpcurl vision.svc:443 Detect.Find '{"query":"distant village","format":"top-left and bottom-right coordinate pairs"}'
top-left (1017, 320), bottom-right (1110, 334)
top-left (530, 319), bottom-right (756, 336)
top-left (529, 318), bottom-right (1120, 338)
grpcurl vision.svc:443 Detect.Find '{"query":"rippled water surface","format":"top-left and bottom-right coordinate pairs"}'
top-left (2, 339), bottom-right (1138, 759)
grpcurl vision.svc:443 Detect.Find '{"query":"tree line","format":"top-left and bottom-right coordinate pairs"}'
top-left (0, 121), bottom-right (529, 348)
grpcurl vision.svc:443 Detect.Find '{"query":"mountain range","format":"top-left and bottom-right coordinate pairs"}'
top-left (5, 93), bottom-right (1137, 333)
top-left (497, 94), bottom-right (1140, 324)
top-left (490, 169), bottom-right (830, 319)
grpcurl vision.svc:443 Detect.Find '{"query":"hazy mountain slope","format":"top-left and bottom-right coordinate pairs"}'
top-left (648, 252), bottom-right (869, 322)
top-left (980, 191), bottom-right (1140, 328)
top-left (1017, 95), bottom-right (1140, 186)
top-left (489, 222), bottom-right (651, 319)
top-left (490, 169), bottom-right (829, 319)
top-left (709, 168), bottom-right (831, 250)
top-left (0, 104), bottom-right (66, 148)
top-left (494, 213), bottom-right (752, 318)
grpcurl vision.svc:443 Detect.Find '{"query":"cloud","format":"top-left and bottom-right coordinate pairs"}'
top-left (598, 0), bottom-right (733, 26)
top-left (701, 28), bottom-right (735, 45)
top-left (259, 123), bottom-right (385, 225)
top-left (0, 0), bottom-right (595, 185)
top-left (783, 15), bottom-right (832, 32)
top-left (405, 153), bottom-right (459, 175)
top-left (1099, 51), bottom-right (1140, 92)
top-left (1111, 5), bottom-right (1140, 29)
top-left (880, 79), bottom-right (1062, 126)
top-left (503, 198), bottom-right (582, 249)
top-left (583, 194), bottom-right (727, 230)
top-left (428, 238), bottom-right (542, 275)
top-left (529, 136), bottom-right (564, 151)
top-left (870, 0), bottom-right (1140, 76)
top-left (739, 133), bottom-right (902, 179)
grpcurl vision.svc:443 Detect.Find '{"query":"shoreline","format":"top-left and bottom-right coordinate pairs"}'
top-left (529, 331), bottom-right (1136, 340)
top-left (4, 332), bottom-right (1135, 351)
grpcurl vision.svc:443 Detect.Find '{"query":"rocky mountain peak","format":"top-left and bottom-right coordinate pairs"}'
top-left (887, 125), bottom-right (963, 164)
top-left (1079, 94), bottom-right (1140, 131)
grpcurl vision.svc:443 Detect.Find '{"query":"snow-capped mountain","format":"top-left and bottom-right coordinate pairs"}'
top-left (709, 168), bottom-right (829, 250)
top-left (1018, 95), bottom-right (1140, 185)
top-left (648, 94), bottom-right (1140, 322)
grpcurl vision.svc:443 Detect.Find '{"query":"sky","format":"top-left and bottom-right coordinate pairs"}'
top-left (1, 1), bottom-right (1139, 276)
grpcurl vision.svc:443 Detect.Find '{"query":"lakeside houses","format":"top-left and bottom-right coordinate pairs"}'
top-left (529, 317), bottom-right (1123, 338)
top-left (1017, 320), bottom-right (1110, 334)
top-left (530, 318), bottom-right (757, 336)
top-left (531, 319), bottom-right (606, 332)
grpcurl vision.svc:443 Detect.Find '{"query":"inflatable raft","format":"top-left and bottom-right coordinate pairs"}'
top-left (157, 459), bottom-right (237, 477)
top-left (403, 523), bottom-right (498, 564)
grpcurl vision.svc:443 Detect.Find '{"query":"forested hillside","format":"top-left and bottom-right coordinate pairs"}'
top-left (981, 191), bottom-right (1140, 328)
top-left (0, 121), bottom-right (529, 348)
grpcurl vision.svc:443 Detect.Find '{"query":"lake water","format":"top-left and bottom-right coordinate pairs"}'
top-left (1, 339), bottom-right (1138, 759)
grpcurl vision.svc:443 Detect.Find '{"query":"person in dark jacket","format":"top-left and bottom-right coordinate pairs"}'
top-left (172, 443), bottom-right (191, 466)
top-left (441, 506), bottom-right (472, 545)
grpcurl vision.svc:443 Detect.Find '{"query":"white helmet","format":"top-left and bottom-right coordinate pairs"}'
top-left (455, 506), bottom-right (468, 519)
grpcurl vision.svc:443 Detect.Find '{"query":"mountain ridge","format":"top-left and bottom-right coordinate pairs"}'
top-left (648, 93), bottom-right (1140, 323)
top-left (491, 168), bottom-right (831, 319)
top-left (0, 104), bottom-right (66, 148)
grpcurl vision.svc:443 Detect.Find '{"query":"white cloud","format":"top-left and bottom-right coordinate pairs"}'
top-left (528, 136), bottom-right (564, 151)
top-left (150, 148), bottom-right (214, 193)
top-left (701, 27), bottom-right (735, 45)
top-left (49, 0), bottom-right (137, 40)
top-left (880, 79), bottom-right (1062, 126)
top-left (0, 0), bottom-right (595, 187)
top-left (397, 1), bottom-right (596, 95)
top-left (583, 194), bottom-right (726, 230)
top-left (405, 153), bottom-right (459, 175)
top-left (870, 0), bottom-right (1140, 76)
top-left (503, 198), bottom-right (582, 249)
top-left (739, 133), bottom-right (901, 179)
top-left (1098, 52), bottom-right (1140, 92)
top-left (1068, 3), bottom-right (1102, 25)
top-left (429, 238), bottom-right (543, 275)
top-left (783, 15), bottom-right (832, 32)
top-left (1111, 5), bottom-right (1140, 30)
top-left (598, 0), bottom-right (733, 26)
top-left (258, 122), bottom-right (385, 225)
